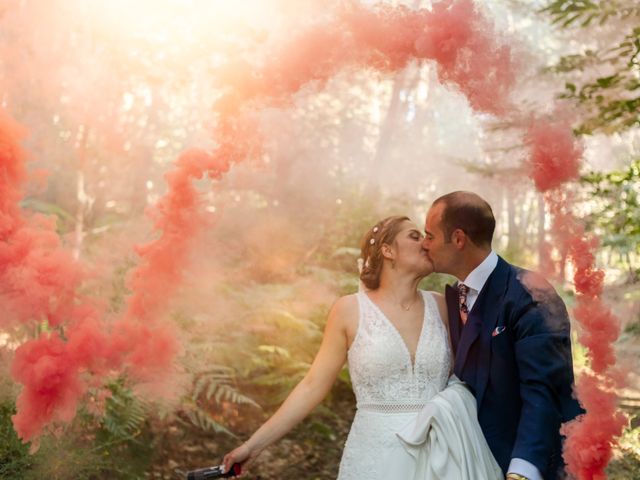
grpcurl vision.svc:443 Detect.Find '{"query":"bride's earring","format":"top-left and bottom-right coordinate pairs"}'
top-left (391, 259), bottom-right (396, 269)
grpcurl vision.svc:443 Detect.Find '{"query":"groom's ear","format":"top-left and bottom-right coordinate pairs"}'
top-left (451, 229), bottom-right (466, 250)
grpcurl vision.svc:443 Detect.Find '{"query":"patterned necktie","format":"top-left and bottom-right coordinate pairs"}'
top-left (458, 283), bottom-right (469, 325)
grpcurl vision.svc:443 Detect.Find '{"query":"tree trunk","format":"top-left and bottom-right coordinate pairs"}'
top-left (368, 0), bottom-right (424, 191)
top-left (73, 124), bottom-right (90, 260)
top-left (506, 188), bottom-right (519, 254)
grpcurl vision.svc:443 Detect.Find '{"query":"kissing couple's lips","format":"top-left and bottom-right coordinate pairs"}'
top-left (420, 250), bottom-right (434, 265)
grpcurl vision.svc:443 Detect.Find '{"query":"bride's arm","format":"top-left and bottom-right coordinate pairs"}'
top-left (222, 295), bottom-right (355, 472)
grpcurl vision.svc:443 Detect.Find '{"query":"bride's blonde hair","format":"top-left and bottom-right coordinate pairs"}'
top-left (359, 216), bottom-right (410, 290)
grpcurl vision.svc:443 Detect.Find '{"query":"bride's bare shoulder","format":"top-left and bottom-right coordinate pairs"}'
top-left (331, 293), bottom-right (359, 318)
top-left (327, 294), bottom-right (359, 341)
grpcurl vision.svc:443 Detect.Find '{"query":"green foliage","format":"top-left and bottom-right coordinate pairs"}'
top-left (19, 198), bottom-right (75, 233)
top-left (542, 1), bottom-right (640, 134)
top-left (315, 191), bottom-right (416, 266)
top-left (100, 379), bottom-right (147, 441)
top-left (18, 198), bottom-right (129, 236)
top-left (606, 411), bottom-right (640, 479)
top-left (248, 351), bottom-right (311, 402)
top-left (580, 160), bottom-right (640, 279)
top-left (624, 320), bottom-right (640, 336)
top-left (0, 432), bottom-right (100, 480)
top-left (179, 365), bottom-right (261, 437)
top-left (179, 399), bottom-right (238, 437)
top-left (420, 272), bottom-right (456, 292)
top-left (82, 379), bottom-right (156, 479)
top-left (542, 1), bottom-right (640, 27)
top-left (193, 367), bottom-right (260, 409)
top-left (242, 318), bottom-right (319, 406)
top-left (0, 402), bottom-right (33, 479)
top-left (0, 388), bottom-right (154, 480)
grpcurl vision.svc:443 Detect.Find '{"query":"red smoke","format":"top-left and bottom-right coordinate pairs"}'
top-left (525, 116), bottom-right (582, 192)
top-left (216, 0), bottom-right (515, 116)
top-left (124, 150), bottom-right (210, 323)
top-left (2, 2), bottom-right (625, 476)
top-left (0, 112), bottom-right (83, 329)
top-left (0, 106), bottom-right (187, 440)
top-left (2, 108), bottom-right (255, 442)
top-left (0, 109), bottom-right (93, 441)
top-left (11, 333), bottom-right (87, 442)
top-left (0, 111), bottom-right (98, 441)
top-left (340, 0), bottom-right (516, 113)
top-left (526, 126), bottom-right (626, 477)
top-left (3, 0), bottom-right (516, 443)
top-left (545, 195), bottom-right (621, 373)
top-left (561, 374), bottom-right (627, 480)
top-left (413, 0), bottom-right (515, 114)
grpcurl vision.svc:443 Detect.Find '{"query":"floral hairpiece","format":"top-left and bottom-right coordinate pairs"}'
top-left (369, 225), bottom-right (380, 245)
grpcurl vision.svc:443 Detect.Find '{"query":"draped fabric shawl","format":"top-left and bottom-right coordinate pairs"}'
top-left (384, 376), bottom-right (502, 480)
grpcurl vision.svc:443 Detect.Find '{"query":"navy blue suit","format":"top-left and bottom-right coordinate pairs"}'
top-left (445, 256), bottom-right (583, 480)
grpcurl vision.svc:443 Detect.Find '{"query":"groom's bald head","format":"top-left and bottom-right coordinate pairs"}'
top-left (431, 191), bottom-right (495, 249)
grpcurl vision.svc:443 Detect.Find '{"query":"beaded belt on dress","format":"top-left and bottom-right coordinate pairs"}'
top-left (357, 403), bottom-right (426, 413)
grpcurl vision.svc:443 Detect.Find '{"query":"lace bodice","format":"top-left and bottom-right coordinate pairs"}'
top-left (337, 290), bottom-right (453, 479)
top-left (347, 290), bottom-right (452, 410)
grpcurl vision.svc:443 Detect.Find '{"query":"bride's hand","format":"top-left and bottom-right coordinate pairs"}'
top-left (222, 442), bottom-right (256, 475)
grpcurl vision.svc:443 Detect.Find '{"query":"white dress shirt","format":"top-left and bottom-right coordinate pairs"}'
top-left (458, 250), bottom-right (498, 312)
top-left (457, 251), bottom-right (542, 480)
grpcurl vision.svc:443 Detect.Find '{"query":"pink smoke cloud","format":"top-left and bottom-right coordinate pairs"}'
top-left (561, 374), bottom-right (628, 480)
top-left (0, 112), bottom-right (83, 329)
top-left (529, 130), bottom-right (625, 478)
top-left (0, 107), bottom-right (185, 440)
top-left (2, 3), bottom-right (626, 477)
top-left (525, 116), bottom-right (582, 192)
top-left (11, 333), bottom-right (86, 442)
top-left (216, 0), bottom-right (515, 116)
top-left (413, 0), bottom-right (515, 114)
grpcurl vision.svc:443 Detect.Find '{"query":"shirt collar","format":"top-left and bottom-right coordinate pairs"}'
top-left (459, 251), bottom-right (498, 293)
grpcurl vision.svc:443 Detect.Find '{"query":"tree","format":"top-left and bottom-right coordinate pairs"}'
top-left (580, 159), bottom-right (640, 280)
top-left (542, 1), bottom-right (640, 134)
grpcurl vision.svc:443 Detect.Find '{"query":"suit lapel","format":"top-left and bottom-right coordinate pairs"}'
top-left (450, 258), bottom-right (511, 395)
top-left (445, 284), bottom-right (461, 355)
top-left (473, 257), bottom-right (511, 406)
top-left (453, 304), bottom-right (482, 376)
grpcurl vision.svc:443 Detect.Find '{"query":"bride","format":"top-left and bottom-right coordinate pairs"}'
top-left (222, 216), bottom-right (501, 479)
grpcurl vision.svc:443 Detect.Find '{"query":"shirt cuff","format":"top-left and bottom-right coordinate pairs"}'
top-left (508, 458), bottom-right (542, 480)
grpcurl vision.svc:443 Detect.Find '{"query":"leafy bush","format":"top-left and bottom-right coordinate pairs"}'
top-left (581, 160), bottom-right (640, 281)
top-left (0, 401), bottom-right (33, 479)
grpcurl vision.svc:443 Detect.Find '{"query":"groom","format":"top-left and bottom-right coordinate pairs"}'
top-left (423, 191), bottom-right (583, 480)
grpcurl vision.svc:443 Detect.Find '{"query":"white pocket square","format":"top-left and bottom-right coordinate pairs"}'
top-left (492, 326), bottom-right (506, 337)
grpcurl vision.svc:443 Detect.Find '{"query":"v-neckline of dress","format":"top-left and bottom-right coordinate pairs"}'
top-left (362, 290), bottom-right (428, 373)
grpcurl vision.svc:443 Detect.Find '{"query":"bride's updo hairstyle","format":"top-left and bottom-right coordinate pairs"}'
top-left (359, 215), bottom-right (410, 290)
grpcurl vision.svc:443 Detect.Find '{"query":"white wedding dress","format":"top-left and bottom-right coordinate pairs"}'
top-left (337, 290), bottom-right (502, 480)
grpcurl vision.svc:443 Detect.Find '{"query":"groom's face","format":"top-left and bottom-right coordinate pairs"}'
top-left (423, 203), bottom-right (455, 274)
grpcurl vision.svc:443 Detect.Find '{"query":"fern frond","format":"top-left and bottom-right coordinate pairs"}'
top-left (101, 381), bottom-right (147, 440)
top-left (180, 402), bottom-right (238, 438)
top-left (210, 384), bottom-right (261, 409)
top-left (191, 367), bottom-right (262, 411)
top-left (257, 344), bottom-right (291, 358)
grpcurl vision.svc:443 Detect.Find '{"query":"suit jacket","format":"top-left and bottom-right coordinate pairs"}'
top-left (445, 256), bottom-right (584, 479)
